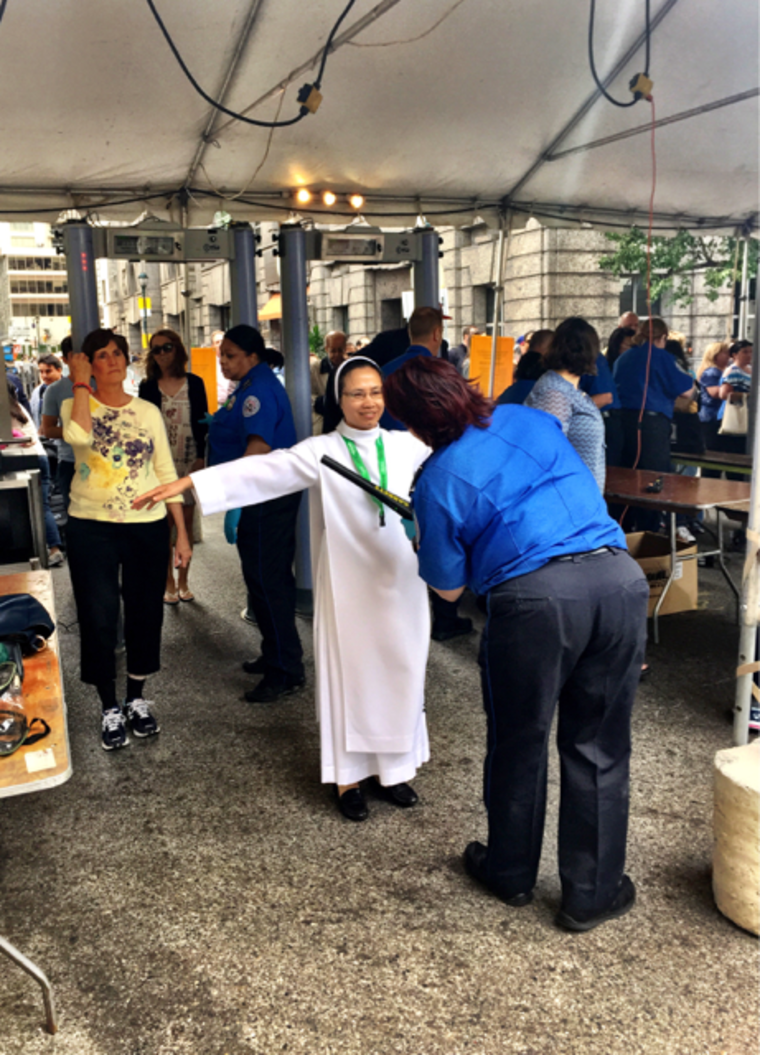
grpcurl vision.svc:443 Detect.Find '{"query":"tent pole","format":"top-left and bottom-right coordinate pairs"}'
top-left (279, 223), bottom-right (313, 613)
top-left (733, 286), bottom-right (760, 745)
top-left (738, 235), bottom-right (750, 340)
top-left (487, 211), bottom-right (511, 398)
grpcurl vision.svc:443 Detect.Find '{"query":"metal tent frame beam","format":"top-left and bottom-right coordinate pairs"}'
top-left (502, 0), bottom-right (681, 205)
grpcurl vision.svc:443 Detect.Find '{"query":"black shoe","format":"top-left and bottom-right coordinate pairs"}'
top-left (463, 841), bottom-right (533, 907)
top-left (242, 656), bottom-right (267, 675)
top-left (370, 777), bottom-right (418, 807)
top-left (336, 786), bottom-right (368, 822)
top-left (244, 672), bottom-right (305, 703)
top-left (431, 617), bottom-right (474, 642)
top-left (555, 875), bottom-right (636, 932)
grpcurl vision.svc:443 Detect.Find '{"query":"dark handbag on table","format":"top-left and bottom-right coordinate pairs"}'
top-left (0, 594), bottom-right (55, 757)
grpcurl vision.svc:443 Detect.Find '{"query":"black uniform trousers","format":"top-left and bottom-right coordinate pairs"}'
top-left (237, 493), bottom-right (304, 680)
top-left (478, 548), bottom-right (649, 916)
top-left (67, 515), bottom-right (168, 685)
top-left (620, 409), bottom-right (672, 531)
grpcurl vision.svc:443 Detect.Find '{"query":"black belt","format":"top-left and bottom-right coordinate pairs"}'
top-left (552, 546), bottom-right (615, 563)
top-left (622, 408), bottom-right (670, 420)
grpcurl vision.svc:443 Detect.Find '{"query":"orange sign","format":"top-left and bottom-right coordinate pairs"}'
top-left (468, 335), bottom-right (515, 398)
top-left (191, 347), bottom-right (217, 412)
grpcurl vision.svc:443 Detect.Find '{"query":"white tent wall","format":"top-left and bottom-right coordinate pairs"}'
top-left (0, 0), bottom-right (756, 230)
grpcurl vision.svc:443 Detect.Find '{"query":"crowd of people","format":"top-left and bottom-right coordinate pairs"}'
top-left (3, 306), bottom-right (751, 933)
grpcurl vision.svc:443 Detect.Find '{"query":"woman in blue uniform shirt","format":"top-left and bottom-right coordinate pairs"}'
top-left (384, 356), bottom-right (649, 933)
top-left (211, 324), bottom-right (304, 703)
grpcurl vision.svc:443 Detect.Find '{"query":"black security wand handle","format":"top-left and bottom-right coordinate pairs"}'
top-left (320, 455), bottom-right (413, 520)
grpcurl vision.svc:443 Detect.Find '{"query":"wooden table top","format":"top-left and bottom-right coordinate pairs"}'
top-left (0, 571), bottom-right (72, 798)
top-left (605, 467), bottom-right (751, 513)
top-left (672, 449), bottom-right (752, 470)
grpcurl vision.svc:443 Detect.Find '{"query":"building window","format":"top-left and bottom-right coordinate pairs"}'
top-left (7, 256), bottom-right (66, 272)
top-left (732, 277), bottom-right (757, 339)
top-left (380, 298), bottom-right (402, 331)
top-left (12, 301), bottom-right (71, 317)
top-left (619, 277), bottom-right (661, 318)
top-left (332, 306), bottom-right (349, 334)
top-left (472, 284), bottom-right (498, 334)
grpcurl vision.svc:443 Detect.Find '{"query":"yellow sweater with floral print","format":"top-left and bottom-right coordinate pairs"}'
top-left (61, 396), bottom-right (182, 523)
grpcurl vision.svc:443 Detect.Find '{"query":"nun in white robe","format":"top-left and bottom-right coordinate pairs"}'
top-left (138, 358), bottom-right (431, 794)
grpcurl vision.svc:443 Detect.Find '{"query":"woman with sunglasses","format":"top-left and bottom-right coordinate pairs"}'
top-left (139, 330), bottom-right (208, 603)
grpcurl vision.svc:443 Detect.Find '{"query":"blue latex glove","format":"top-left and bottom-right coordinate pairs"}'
top-left (224, 508), bottom-right (242, 544)
top-left (200, 412), bottom-right (215, 426)
top-left (402, 517), bottom-right (417, 541)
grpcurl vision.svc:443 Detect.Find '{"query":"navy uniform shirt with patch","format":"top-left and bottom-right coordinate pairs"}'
top-left (380, 346), bottom-right (432, 430)
top-left (612, 342), bottom-right (692, 418)
top-left (208, 362), bottom-right (297, 467)
top-left (579, 352), bottom-right (621, 409)
top-left (412, 405), bottom-right (625, 595)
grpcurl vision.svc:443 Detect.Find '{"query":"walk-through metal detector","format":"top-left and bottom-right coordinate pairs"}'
top-left (276, 223), bottom-right (440, 608)
top-left (60, 219), bottom-right (439, 610)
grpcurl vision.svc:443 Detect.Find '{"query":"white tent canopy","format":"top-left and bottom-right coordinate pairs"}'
top-left (0, 0), bottom-right (757, 230)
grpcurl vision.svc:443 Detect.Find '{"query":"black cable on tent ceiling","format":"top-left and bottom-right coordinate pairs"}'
top-left (589, 0), bottom-right (651, 107)
top-left (145, 0), bottom-right (356, 128)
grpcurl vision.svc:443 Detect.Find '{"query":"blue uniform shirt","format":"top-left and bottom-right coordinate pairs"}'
top-left (208, 362), bottom-right (297, 467)
top-left (579, 352), bottom-right (621, 409)
top-left (413, 405), bottom-right (625, 595)
top-left (613, 343), bottom-right (692, 418)
top-left (380, 346), bottom-right (432, 430)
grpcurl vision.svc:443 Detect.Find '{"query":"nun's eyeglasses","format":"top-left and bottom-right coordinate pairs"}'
top-left (343, 387), bottom-right (383, 400)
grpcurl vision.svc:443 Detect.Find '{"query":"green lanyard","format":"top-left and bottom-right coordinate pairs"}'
top-left (342, 435), bottom-right (388, 527)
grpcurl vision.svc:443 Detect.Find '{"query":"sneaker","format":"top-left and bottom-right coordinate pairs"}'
top-left (244, 672), bottom-right (305, 703)
top-left (125, 698), bottom-right (160, 738)
top-left (48, 549), bottom-right (65, 567)
top-left (675, 526), bottom-right (696, 544)
top-left (101, 707), bottom-right (129, 751)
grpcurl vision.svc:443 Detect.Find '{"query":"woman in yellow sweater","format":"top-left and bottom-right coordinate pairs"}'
top-left (62, 329), bottom-right (191, 750)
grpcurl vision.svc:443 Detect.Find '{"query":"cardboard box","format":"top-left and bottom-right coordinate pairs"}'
top-left (625, 531), bottom-right (698, 617)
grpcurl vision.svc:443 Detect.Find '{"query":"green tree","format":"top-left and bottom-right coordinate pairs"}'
top-left (598, 228), bottom-right (758, 307)
top-left (309, 323), bottom-right (325, 358)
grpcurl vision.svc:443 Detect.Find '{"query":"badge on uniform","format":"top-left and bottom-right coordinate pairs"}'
top-left (242, 395), bottom-right (261, 418)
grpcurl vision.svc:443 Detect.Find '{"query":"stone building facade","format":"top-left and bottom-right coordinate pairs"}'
top-left (87, 219), bottom-right (744, 363)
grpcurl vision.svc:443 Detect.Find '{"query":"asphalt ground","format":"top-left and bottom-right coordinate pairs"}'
top-left (0, 512), bottom-right (757, 1055)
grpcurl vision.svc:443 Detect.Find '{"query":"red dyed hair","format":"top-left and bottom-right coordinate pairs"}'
top-left (383, 356), bottom-right (495, 449)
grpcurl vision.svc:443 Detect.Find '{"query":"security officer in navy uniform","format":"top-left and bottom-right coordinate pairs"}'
top-left (210, 325), bottom-right (304, 702)
top-left (384, 355), bottom-right (649, 933)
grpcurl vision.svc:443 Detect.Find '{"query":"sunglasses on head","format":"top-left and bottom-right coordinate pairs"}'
top-left (151, 342), bottom-right (174, 354)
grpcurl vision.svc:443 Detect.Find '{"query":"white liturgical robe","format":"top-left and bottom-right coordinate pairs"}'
top-left (190, 422), bottom-right (431, 785)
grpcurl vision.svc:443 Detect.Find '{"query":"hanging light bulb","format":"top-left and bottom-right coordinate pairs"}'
top-left (348, 193), bottom-right (365, 209)
top-left (322, 190), bottom-right (337, 206)
top-left (295, 188), bottom-right (312, 205)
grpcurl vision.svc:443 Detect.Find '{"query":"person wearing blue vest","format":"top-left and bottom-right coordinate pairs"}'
top-left (382, 307), bottom-right (472, 642)
top-left (613, 317), bottom-right (693, 529)
top-left (384, 356), bottom-right (649, 932)
top-left (210, 325), bottom-right (304, 703)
